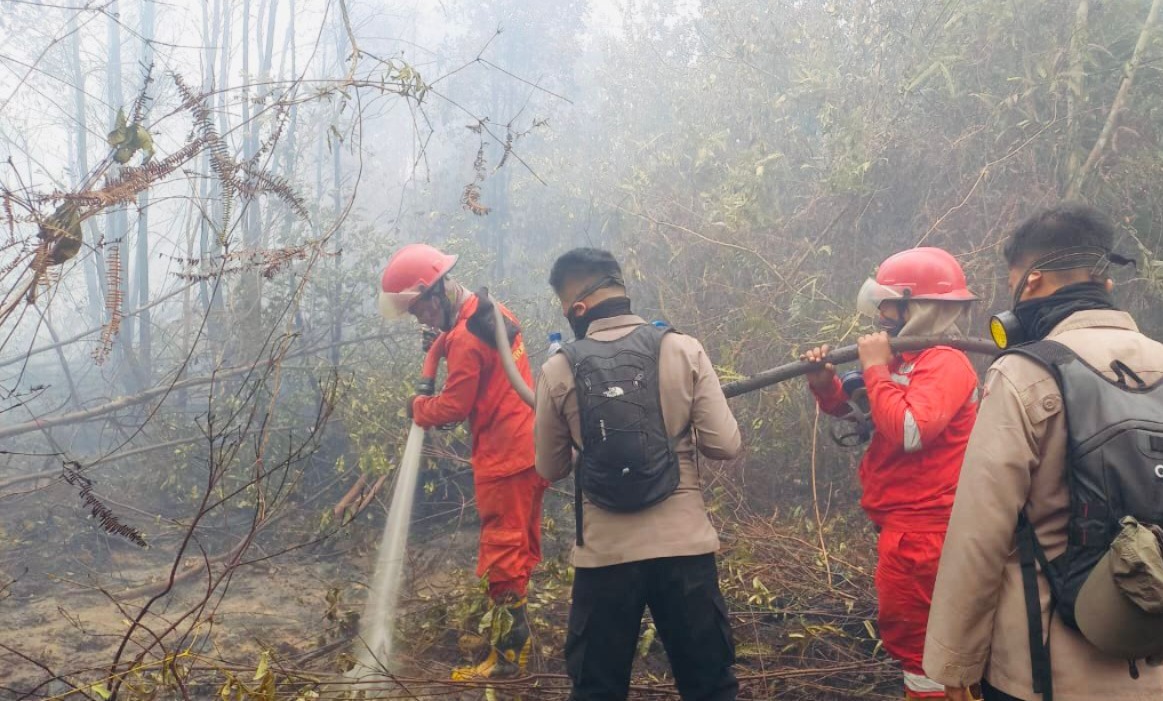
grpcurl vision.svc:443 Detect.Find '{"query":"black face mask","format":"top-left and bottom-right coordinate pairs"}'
top-left (564, 275), bottom-right (628, 339)
top-left (876, 303), bottom-right (907, 337)
top-left (1009, 282), bottom-right (1117, 343)
top-left (417, 278), bottom-right (457, 332)
top-left (568, 297), bottom-right (633, 340)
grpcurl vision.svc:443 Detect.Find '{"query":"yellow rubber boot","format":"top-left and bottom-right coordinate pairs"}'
top-left (451, 598), bottom-right (530, 681)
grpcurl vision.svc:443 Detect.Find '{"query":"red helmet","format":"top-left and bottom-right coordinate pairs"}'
top-left (378, 244), bottom-right (458, 319)
top-left (857, 247), bottom-right (977, 317)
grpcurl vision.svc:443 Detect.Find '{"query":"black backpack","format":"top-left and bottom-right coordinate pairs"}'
top-left (560, 323), bottom-right (683, 545)
top-left (1005, 340), bottom-right (1163, 701)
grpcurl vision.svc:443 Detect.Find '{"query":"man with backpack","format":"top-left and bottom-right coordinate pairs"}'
top-left (378, 243), bottom-right (548, 681)
top-left (534, 248), bottom-right (742, 701)
top-left (923, 204), bottom-right (1163, 701)
top-left (803, 247), bottom-right (981, 700)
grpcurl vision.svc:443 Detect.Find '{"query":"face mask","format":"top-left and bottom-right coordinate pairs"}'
top-left (415, 279), bottom-right (457, 332)
top-left (564, 276), bottom-right (626, 340)
top-left (877, 303), bottom-right (906, 337)
top-left (566, 307), bottom-right (588, 340)
top-left (877, 315), bottom-right (905, 337)
top-left (567, 297), bottom-right (634, 340)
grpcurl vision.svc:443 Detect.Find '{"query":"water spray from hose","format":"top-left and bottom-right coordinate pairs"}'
top-left (347, 334), bottom-right (450, 679)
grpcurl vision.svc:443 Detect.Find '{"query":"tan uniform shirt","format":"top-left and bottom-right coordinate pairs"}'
top-left (924, 310), bottom-right (1163, 700)
top-left (535, 315), bottom-right (742, 568)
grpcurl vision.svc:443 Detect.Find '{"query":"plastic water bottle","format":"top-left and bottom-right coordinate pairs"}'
top-left (547, 331), bottom-right (563, 357)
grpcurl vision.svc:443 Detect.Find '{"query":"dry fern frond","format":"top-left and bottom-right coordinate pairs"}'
top-left (3, 192), bottom-right (14, 242)
top-left (174, 72), bottom-right (236, 233)
top-left (461, 183), bottom-right (491, 216)
top-left (62, 462), bottom-right (148, 548)
top-left (171, 243), bottom-right (314, 282)
top-left (94, 245), bottom-right (123, 365)
top-left (238, 165), bottom-right (310, 221)
top-left (497, 131), bottom-right (514, 171)
top-left (85, 138), bottom-right (207, 207)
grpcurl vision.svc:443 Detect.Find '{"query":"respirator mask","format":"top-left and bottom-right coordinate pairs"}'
top-left (989, 247), bottom-right (1132, 350)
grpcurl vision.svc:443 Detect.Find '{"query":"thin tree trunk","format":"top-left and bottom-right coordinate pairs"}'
top-left (331, 124), bottom-right (342, 368)
top-left (313, 43), bottom-right (325, 344)
top-left (1064, 0), bottom-right (1089, 186)
top-left (199, 0), bottom-right (219, 312)
top-left (105, 0), bottom-right (139, 392)
top-left (68, 10), bottom-right (104, 325)
top-left (136, 0), bottom-right (156, 383)
top-left (280, 0), bottom-right (298, 235)
top-left (236, 0), bottom-right (264, 348)
top-left (1066, 0), bottom-right (1162, 199)
top-left (41, 305), bottom-right (83, 412)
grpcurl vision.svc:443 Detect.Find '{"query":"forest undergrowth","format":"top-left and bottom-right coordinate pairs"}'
top-left (1, 452), bottom-right (897, 701)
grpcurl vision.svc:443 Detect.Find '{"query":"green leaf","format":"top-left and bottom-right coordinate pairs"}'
top-left (106, 108), bottom-right (130, 146)
top-left (939, 62), bottom-right (957, 97)
top-left (905, 61), bottom-right (941, 93)
top-left (254, 650), bottom-right (270, 681)
top-left (132, 124), bottom-right (155, 163)
top-left (636, 624), bottom-right (656, 658)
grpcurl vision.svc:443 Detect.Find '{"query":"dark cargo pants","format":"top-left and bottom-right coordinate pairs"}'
top-left (564, 553), bottom-right (737, 701)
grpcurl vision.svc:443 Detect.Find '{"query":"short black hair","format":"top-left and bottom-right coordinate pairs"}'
top-left (1003, 203), bottom-right (1117, 267)
top-left (548, 248), bottom-right (624, 294)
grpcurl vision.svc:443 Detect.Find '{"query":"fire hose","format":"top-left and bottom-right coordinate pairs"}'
top-left (480, 286), bottom-right (999, 406)
top-left (719, 336), bottom-right (999, 398)
top-left (341, 300), bottom-right (997, 517)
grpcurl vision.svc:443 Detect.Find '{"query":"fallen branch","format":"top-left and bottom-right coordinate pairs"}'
top-left (0, 423), bottom-right (313, 493)
top-left (332, 473), bottom-right (369, 519)
top-left (0, 333), bottom-right (396, 441)
top-left (0, 283), bottom-right (195, 369)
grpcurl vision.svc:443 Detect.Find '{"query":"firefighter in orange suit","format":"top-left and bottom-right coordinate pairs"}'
top-left (379, 243), bottom-right (547, 680)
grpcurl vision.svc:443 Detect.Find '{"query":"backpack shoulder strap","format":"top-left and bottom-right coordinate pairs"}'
top-left (1017, 511), bottom-right (1057, 701)
top-left (1003, 339), bottom-right (1076, 376)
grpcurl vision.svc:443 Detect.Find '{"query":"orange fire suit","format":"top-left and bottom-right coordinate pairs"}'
top-left (412, 294), bottom-right (547, 601)
top-left (812, 347), bottom-right (978, 692)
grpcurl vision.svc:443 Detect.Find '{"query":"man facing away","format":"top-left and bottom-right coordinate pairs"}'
top-left (925, 204), bottom-right (1163, 701)
top-left (378, 243), bottom-right (548, 681)
top-left (534, 247), bottom-right (742, 701)
top-left (803, 247), bottom-right (981, 699)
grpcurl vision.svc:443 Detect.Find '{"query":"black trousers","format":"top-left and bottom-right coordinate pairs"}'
top-left (564, 553), bottom-right (737, 701)
top-left (983, 681), bottom-right (1026, 701)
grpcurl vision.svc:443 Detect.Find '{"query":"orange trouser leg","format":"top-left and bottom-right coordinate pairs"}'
top-left (475, 467), bottom-right (548, 602)
top-left (874, 529), bottom-right (945, 684)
